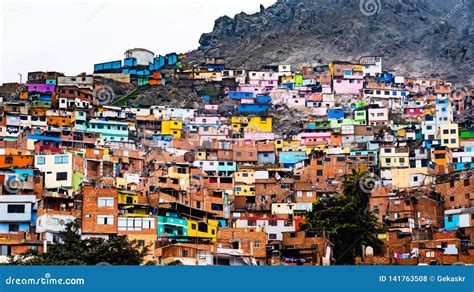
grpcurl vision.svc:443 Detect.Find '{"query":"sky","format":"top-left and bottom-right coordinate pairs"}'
top-left (0, 0), bottom-right (275, 83)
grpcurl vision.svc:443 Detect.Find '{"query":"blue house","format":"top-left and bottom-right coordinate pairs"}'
top-left (258, 152), bottom-right (276, 164)
top-left (228, 91), bottom-right (254, 99)
top-left (327, 109), bottom-right (345, 120)
top-left (207, 64), bottom-right (225, 70)
top-left (278, 151), bottom-right (307, 168)
top-left (237, 104), bottom-right (272, 114)
top-left (94, 60), bottom-right (122, 73)
top-left (0, 195), bottom-right (37, 235)
top-left (123, 57), bottom-right (138, 68)
top-left (280, 83), bottom-right (295, 90)
top-left (217, 161), bottom-right (236, 173)
top-left (255, 95), bottom-right (271, 103)
top-left (152, 135), bottom-right (173, 148)
top-left (165, 53), bottom-right (178, 66)
top-left (377, 72), bottom-right (394, 83)
top-left (149, 55), bottom-right (166, 71)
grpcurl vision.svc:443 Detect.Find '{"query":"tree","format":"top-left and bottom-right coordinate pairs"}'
top-left (9, 222), bottom-right (149, 265)
top-left (304, 196), bottom-right (385, 265)
top-left (342, 169), bottom-right (377, 209)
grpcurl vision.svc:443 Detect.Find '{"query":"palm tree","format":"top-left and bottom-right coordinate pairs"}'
top-left (342, 169), bottom-right (377, 209)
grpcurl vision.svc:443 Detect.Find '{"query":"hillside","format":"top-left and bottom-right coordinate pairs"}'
top-left (189, 0), bottom-right (472, 83)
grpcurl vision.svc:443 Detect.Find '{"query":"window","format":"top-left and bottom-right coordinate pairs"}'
top-left (399, 158), bottom-right (405, 163)
top-left (236, 152), bottom-right (242, 157)
top-left (56, 172), bottom-right (68, 181)
top-left (5, 156), bottom-right (13, 164)
top-left (54, 155), bottom-right (69, 164)
top-left (97, 215), bottom-right (114, 225)
top-left (7, 205), bottom-right (25, 213)
top-left (385, 158), bottom-right (391, 164)
top-left (268, 234), bottom-right (277, 240)
top-left (464, 179), bottom-right (470, 186)
top-left (247, 220), bottom-right (256, 226)
top-left (268, 220), bottom-right (278, 226)
top-left (447, 215), bottom-right (453, 223)
top-left (306, 191), bottom-right (312, 198)
top-left (98, 197), bottom-right (114, 207)
top-left (36, 156), bottom-right (46, 165)
top-left (253, 241), bottom-right (261, 248)
top-left (296, 191), bottom-right (302, 197)
top-left (182, 250), bottom-right (189, 257)
top-left (8, 224), bottom-right (19, 232)
top-left (450, 196), bottom-right (455, 202)
top-left (443, 129), bottom-right (449, 134)
top-left (191, 223), bottom-right (197, 230)
top-left (317, 170), bottom-right (323, 176)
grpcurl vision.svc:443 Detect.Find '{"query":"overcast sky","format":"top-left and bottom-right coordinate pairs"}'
top-left (0, 0), bottom-right (275, 83)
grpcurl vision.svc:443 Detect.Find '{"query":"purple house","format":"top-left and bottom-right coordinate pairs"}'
top-left (28, 84), bottom-right (55, 94)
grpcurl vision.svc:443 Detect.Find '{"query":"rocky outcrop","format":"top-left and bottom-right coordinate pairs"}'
top-left (190, 0), bottom-right (473, 83)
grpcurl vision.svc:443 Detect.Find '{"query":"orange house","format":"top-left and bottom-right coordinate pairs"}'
top-left (330, 133), bottom-right (342, 147)
top-left (30, 108), bottom-right (47, 117)
top-left (0, 154), bottom-right (34, 169)
top-left (47, 116), bottom-right (72, 127)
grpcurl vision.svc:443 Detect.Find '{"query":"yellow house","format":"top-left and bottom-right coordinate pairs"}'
top-left (194, 151), bottom-right (207, 160)
top-left (275, 139), bottom-right (303, 151)
top-left (231, 116), bottom-right (249, 132)
top-left (187, 219), bottom-right (218, 242)
top-left (305, 145), bottom-right (328, 154)
top-left (168, 165), bottom-right (190, 190)
top-left (234, 184), bottom-right (256, 196)
top-left (391, 167), bottom-right (434, 190)
top-left (118, 190), bottom-right (138, 205)
top-left (247, 117), bottom-right (272, 133)
top-left (234, 169), bottom-right (255, 185)
top-left (379, 147), bottom-right (410, 168)
top-left (162, 120), bottom-right (183, 138)
top-left (194, 70), bottom-right (223, 82)
top-left (438, 124), bottom-right (459, 149)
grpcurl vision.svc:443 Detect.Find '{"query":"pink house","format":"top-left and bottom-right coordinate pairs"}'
top-left (237, 84), bottom-right (266, 95)
top-left (300, 132), bottom-right (332, 144)
top-left (28, 84), bottom-right (55, 93)
top-left (194, 116), bottom-right (222, 125)
top-left (312, 107), bottom-right (328, 116)
top-left (368, 108), bottom-right (389, 125)
top-left (204, 104), bottom-right (219, 111)
top-left (404, 108), bottom-right (424, 117)
top-left (244, 132), bottom-right (275, 141)
top-left (333, 79), bottom-right (363, 95)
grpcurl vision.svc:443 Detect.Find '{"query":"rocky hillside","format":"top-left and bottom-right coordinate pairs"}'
top-left (190, 0), bottom-right (473, 83)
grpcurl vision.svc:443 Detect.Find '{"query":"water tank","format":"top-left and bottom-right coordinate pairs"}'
top-left (124, 48), bottom-right (154, 66)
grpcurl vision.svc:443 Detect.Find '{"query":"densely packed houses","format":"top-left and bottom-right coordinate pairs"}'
top-left (0, 49), bottom-right (473, 265)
